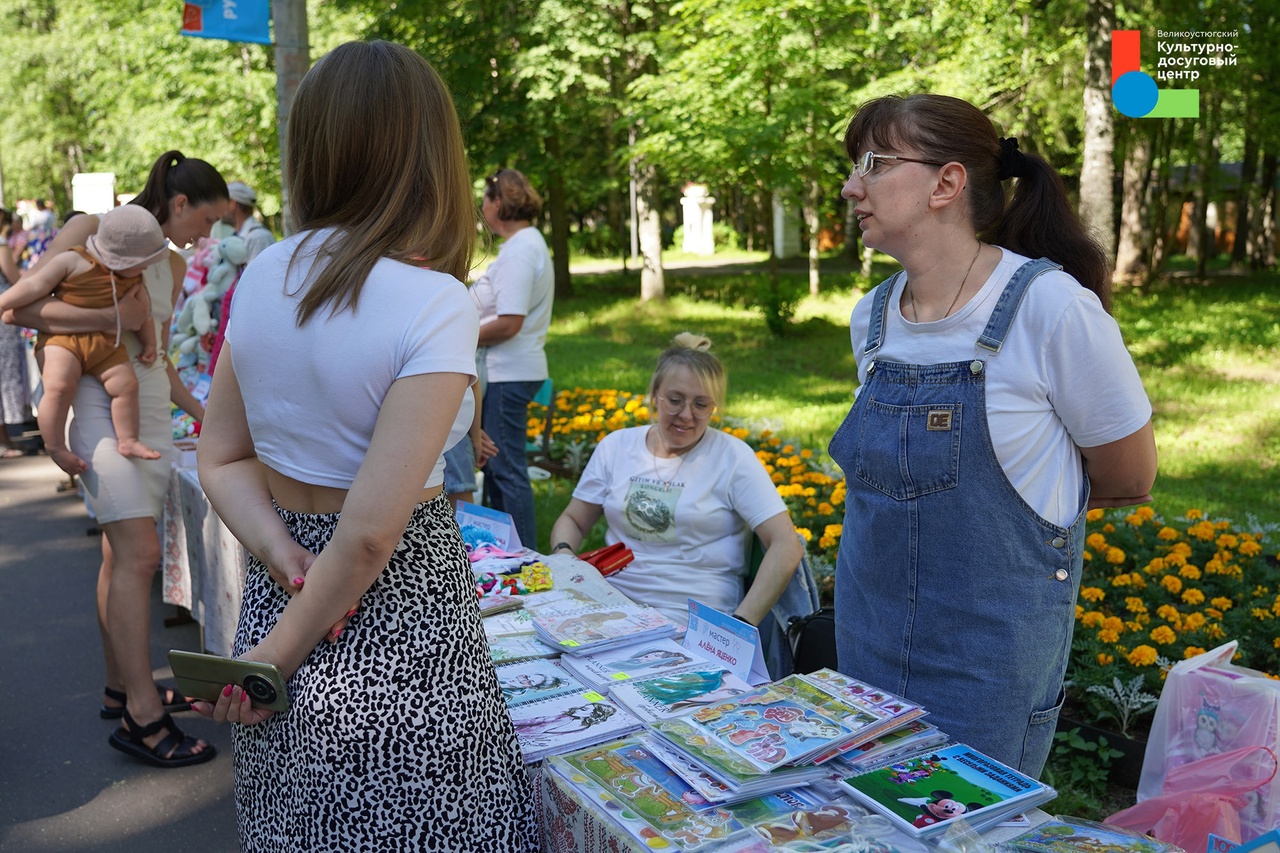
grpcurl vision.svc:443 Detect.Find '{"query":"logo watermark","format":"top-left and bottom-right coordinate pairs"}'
top-left (1110, 29), bottom-right (1238, 118)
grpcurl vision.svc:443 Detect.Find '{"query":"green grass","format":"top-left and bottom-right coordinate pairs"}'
top-left (539, 258), bottom-right (1280, 543)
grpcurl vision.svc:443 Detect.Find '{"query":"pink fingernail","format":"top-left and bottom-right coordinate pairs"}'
top-left (222, 684), bottom-right (233, 697)
top-left (345, 608), bottom-right (358, 618)
top-left (293, 577), bottom-right (305, 586)
top-left (334, 628), bottom-right (343, 639)
top-left (241, 691), bottom-right (249, 703)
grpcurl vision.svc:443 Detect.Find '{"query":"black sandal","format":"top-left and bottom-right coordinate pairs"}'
top-left (108, 709), bottom-right (216, 768)
top-left (100, 684), bottom-right (192, 720)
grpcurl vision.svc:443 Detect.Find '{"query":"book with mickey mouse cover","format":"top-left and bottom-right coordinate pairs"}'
top-left (838, 743), bottom-right (1056, 839)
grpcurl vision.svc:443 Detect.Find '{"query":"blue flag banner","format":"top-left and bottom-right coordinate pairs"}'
top-left (181, 1), bottom-right (271, 45)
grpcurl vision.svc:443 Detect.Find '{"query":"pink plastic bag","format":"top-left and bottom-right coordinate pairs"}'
top-left (1106, 746), bottom-right (1277, 851)
top-left (1135, 641), bottom-right (1280, 841)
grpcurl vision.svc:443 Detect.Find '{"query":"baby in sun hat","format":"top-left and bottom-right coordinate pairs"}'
top-left (0, 205), bottom-right (169, 475)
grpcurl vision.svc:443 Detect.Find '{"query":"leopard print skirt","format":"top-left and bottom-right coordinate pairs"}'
top-left (231, 493), bottom-right (538, 852)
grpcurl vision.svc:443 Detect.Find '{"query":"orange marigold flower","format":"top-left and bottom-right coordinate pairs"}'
top-left (1184, 646), bottom-right (1207, 659)
top-left (1097, 653), bottom-right (1114, 666)
top-left (1210, 597), bottom-right (1233, 610)
top-left (1080, 611), bottom-right (1105, 628)
top-left (1182, 588), bottom-right (1206, 606)
top-left (1106, 547), bottom-right (1126, 564)
top-left (1099, 629), bottom-right (1120, 643)
top-left (1145, 557), bottom-right (1167, 573)
top-left (1125, 597), bottom-right (1148, 614)
top-left (1087, 508), bottom-right (1105, 522)
top-left (1136, 506), bottom-right (1156, 520)
top-left (1157, 526), bottom-right (1180, 541)
top-left (1161, 575), bottom-right (1183, 594)
top-left (1217, 534), bottom-right (1239, 549)
top-left (1186, 509), bottom-right (1203, 520)
top-left (1081, 587), bottom-right (1105, 603)
top-left (1240, 540), bottom-right (1262, 557)
top-left (1150, 625), bottom-right (1177, 644)
top-left (1179, 564), bottom-right (1202, 580)
top-left (1087, 533), bottom-right (1108, 550)
top-left (1103, 616), bottom-right (1126, 633)
top-left (1103, 523), bottom-right (1116, 533)
top-left (1128, 645), bottom-right (1159, 666)
top-left (1165, 552), bottom-right (1187, 567)
top-left (796, 527), bottom-right (813, 543)
top-left (1156, 604), bottom-right (1181, 621)
top-left (1183, 612), bottom-right (1207, 630)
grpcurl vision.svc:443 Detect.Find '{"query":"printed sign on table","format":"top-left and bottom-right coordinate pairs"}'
top-left (684, 599), bottom-right (771, 686)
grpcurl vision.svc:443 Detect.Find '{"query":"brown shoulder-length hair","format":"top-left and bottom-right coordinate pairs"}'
top-left (484, 169), bottom-right (542, 222)
top-left (130, 151), bottom-right (228, 225)
top-left (844, 94), bottom-right (1111, 311)
top-left (287, 41), bottom-right (475, 324)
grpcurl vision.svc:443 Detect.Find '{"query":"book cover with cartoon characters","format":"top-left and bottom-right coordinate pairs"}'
top-left (838, 743), bottom-right (1056, 838)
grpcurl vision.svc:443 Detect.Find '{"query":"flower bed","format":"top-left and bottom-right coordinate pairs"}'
top-left (529, 389), bottom-right (1280, 736)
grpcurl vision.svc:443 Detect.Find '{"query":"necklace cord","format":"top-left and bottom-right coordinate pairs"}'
top-left (907, 242), bottom-right (984, 322)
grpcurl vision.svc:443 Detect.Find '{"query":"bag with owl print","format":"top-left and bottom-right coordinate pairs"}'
top-left (1136, 641), bottom-right (1280, 842)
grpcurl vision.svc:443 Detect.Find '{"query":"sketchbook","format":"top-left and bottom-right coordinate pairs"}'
top-left (493, 658), bottom-right (587, 707)
top-left (531, 601), bottom-right (678, 656)
top-left (506, 689), bottom-right (642, 764)
top-left (610, 668), bottom-right (756, 723)
top-left (838, 743), bottom-right (1056, 839)
top-left (557, 636), bottom-right (707, 691)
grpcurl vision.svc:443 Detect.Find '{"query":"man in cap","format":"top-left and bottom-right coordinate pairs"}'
top-left (221, 181), bottom-right (275, 263)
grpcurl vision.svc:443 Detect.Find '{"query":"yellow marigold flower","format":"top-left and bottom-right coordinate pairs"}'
top-left (1179, 564), bottom-right (1202, 580)
top-left (1097, 653), bottom-right (1114, 665)
top-left (796, 527), bottom-right (813, 542)
top-left (1157, 526), bottom-right (1180, 541)
top-left (1191, 522), bottom-right (1216, 542)
top-left (1182, 588), bottom-right (1205, 606)
top-left (800, 448), bottom-right (813, 459)
top-left (1129, 572), bottom-right (1146, 589)
top-left (1172, 542), bottom-right (1192, 557)
top-left (1145, 557), bottom-right (1166, 573)
top-left (1128, 645), bottom-right (1159, 666)
top-left (819, 536), bottom-right (836, 549)
top-left (1099, 629), bottom-right (1120, 643)
top-left (1087, 533), bottom-right (1108, 550)
top-left (1240, 540), bottom-right (1262, 557)
top-left (771, 472), bottom-right (785, 484)
top-left (1126, 619), bottom-right (1146, 631)
top-left (1216, 534), bottom-right (1239, 549)
top-left (1087, 508), bottom-right (1104, 522)
top-left (1136, 506), bottom-right (1156, 520)
top-left (1106, 547), bottom-right (1126, 564)
top-left (1274, 638), bottom-right (1280, 650)
top-left (824, 524), bottom-right (842, 538)
top-left (1081, 587), bottom-right (1106, 603)
top-left (1150, 625), bottom-right (1177, 645)
top-left (1125, 597), bottom-right (1148, 614)
top-left (733, 427), bottom-right (749, 440)
top-left (781, 444), bottom-right (795, 454)
top-left (1183, 612), bottom-right (1207, 630)
top-left (1186, 508), bottom-right (1203, 519)
top-left (1215, 520), bottom-right (1231, 530)
top-left (1103, 616), bottom-right (1125, 632)
top-left (1165, 552), bottom-right (1187, 568)
top-left (1156, 604), bottom-right (1180, 621)
top-left (1080, 611), bottom-right (1105, 628)
top-left (1207, 624), bottom-right (1226, 640)
top-left (817, 502), bottom-right (834, 515)
top-left (1125, 512), bottom-right (1143, 526)
top-left (1184, 646), bottom-right (1207, 659)
top-left (1210, 597), bottom-right (1233, 611)
top-left (1103, 523), bottom-right (1116, 533)
top-left (1161, 575), bottom-right (1183, 594)
top-left (1206, 608), bottom-right (1223, 619)
top-left (1111, 574), bottom-right (1131, 587)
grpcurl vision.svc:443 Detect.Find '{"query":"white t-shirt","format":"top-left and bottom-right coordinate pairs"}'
top-left (473, 227), bottom-right (553, 382)
top-left (226, 230), bottom-right (478, 489)
top-left (573, 426), bottom-right (789, 626)
top-left (848, 247), bottom-right (1151, 528)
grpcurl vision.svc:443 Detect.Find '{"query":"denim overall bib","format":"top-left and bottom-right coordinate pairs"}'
top-left (829, 258), bottom-right (1086, 777)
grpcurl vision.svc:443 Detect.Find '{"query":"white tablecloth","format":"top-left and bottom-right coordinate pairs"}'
top-left (161, 466), bottom-right (246, 655)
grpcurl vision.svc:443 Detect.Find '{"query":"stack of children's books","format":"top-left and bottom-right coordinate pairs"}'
top-left (547, 736), bottom-right (867, 851)
top-left (837, 743), bottom-right (1057, 839)
top-left (494, 657), bottom-right (643, 763)
top-left (557, 636), bottom-right (709, 691)
top-left (529, 600), bottom-right (678, 656)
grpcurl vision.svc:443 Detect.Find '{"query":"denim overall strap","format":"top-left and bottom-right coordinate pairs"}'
top-left (976, 258), bottom-right (1061, 354)
top-left (862, 272), bottom-right (905, 359)
top-left (828, 258), bottom-right (1085, 778)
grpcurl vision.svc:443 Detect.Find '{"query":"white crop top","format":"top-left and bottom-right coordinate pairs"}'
top-left (225, 230), bottom-right (478, 489)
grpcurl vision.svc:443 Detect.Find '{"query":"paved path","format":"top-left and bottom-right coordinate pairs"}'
top-left (0, 454), bottom-right (239, 852)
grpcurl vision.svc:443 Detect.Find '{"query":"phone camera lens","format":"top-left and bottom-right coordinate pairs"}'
top-left (243, 674), bottom-right (277, 705)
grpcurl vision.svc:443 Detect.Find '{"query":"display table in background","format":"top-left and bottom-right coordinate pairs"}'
top-left (161, 465), bottom-right (246, 655)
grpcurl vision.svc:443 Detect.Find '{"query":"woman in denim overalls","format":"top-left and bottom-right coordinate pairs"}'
top-left (830, 94), bottom-right (1157, 778)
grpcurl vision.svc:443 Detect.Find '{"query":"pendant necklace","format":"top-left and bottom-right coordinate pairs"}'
top-left (650, 429), bottom-right (698, 488)
top-left (908, 242), bottom-right (984, 322)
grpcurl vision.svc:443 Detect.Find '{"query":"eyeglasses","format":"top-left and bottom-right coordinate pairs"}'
top-left (657, 394), bottom-right (716, 419)
top-left (853, 151), bottom-right (947, 178)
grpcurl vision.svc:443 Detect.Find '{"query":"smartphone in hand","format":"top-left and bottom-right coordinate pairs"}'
top-left (168, 649), bottom-right (291, 712)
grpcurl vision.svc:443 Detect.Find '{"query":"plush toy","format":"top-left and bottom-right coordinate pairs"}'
top-left (172, 235), bottom-right (247, 355)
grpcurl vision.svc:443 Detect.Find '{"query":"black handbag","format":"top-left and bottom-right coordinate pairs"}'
top-left (785, 607), bottom-right (838, 675)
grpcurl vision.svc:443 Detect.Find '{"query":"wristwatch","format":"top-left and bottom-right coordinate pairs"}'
top-left (551, 542), bottom-right (575, 554)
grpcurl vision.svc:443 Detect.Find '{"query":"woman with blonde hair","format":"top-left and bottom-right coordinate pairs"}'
top-left (192, 41), bottom-right (536, 849)
top-left (550, 333), bottom-right (802, 628)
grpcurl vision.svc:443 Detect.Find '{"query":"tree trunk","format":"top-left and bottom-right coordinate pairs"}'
top-left (635, 161), bottom-right (664, 301)
top-left (1190, 96), bottom-right (1219, 277)
top-left (1148, 124), bottom-right (1175, 280)
top-left (544, 129), bottom-right (573, 299)
top-left (805, 176), bottom-right (821, 296)
top-left (1115, 124), bottom-right (1153, 283)
top-left (1251, 153), bottom-right (1277, 270)
top-left (272, 0), bottom-right (311, 237)
top-left (1080, 0), bottom-right (1116, 261)
top-left (1231, 133), bottom-right (1258, 269)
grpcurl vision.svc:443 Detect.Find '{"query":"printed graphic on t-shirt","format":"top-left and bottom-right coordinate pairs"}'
top-left (624, 477), bottom-right (680, 542)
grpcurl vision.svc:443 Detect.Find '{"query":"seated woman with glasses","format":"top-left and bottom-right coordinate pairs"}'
top-left (549, 333), bottom-right (803, 627)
